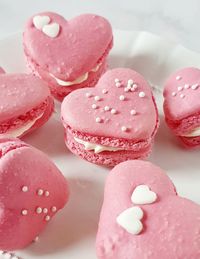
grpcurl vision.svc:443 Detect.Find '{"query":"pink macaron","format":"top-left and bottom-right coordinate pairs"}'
top-left (96, 160), bottom-right (200, 259)
top-left (163, 67), bottom-right (200, 148)
top-left (0, 137), bottom-right (69, 250)
top-left (0, 69), bottom-right (54, 138)
top-left (61, 68), bottom-right (159, 167)
top-left (23, 12), bottom-right (113, 100)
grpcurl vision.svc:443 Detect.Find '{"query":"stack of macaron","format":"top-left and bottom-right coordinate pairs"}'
top-left (0, 9), bottom-right (199, 258)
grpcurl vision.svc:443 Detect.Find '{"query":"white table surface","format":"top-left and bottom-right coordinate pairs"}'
top-left (0, 0), bottom-right (200, 52)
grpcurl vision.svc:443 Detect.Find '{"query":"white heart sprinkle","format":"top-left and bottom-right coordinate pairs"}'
top-left (131, 185), bottom-right (157, 205)
top-left (42, 23), bottom-right (60, 38)
top-left (33, 15), bottom-right (50, 30)
top-left (116, 206), bottom-right (143, 235)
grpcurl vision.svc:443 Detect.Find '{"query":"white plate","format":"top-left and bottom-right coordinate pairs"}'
top-left (0, 30), bottom-right (200, 259)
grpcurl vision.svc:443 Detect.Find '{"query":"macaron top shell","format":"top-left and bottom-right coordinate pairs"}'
top-left (62, 68), bottom-right (158, 140)
top-left (0, 137), bottom-right (68, 250)
top-left (96, 160), bottom-right (200, 259)
top-left (0, 74), bottom-right (50, 123)
top-left (163, 67), bottom-right (200, 120)
top-left (24, 12), bottom-right (113, 81)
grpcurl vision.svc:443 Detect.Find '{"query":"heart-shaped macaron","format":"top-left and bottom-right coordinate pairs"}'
top-left (23, 12), bottom-right (113, 100)
top-left (0, 137), bottom-right (69, 250)
top-left (96, 160), bottom-right (200, 258)
top-left (61, 68), bottom-right (159, 166)
top-left (0, 71), bottom-right (54, 138)
top-left (163, 67), bottom-right (200, 147)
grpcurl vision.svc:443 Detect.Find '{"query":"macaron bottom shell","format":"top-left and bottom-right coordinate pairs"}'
top-left (64, 128), bottom-right (153, 167)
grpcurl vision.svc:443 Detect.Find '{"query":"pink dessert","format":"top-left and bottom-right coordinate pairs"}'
top-left (0, 137), bottom-right (69, 250)
top-left (96, 160), bottom-right (200, 259)
top-left (23, 12), bottom-right (113, 100)
top-left (0, 70), bottom-right (54, 138)
top-left (61, 68), bottom-right (159, 167)
top-left (163, 67), bottom-right (200, 147)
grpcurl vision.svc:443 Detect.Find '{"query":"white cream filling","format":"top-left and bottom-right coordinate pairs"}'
top-left (74, 137), bottom-right (123, 154)
top-left (181, 127), bottom-right (200, 137)
top-left (49, 63), bottom-right (102, 87)
top-left (4, 113), bottom-right (44, 138)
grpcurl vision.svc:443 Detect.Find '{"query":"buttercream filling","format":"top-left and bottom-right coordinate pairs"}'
top-left (181, 127), bottom-right (200, 137)
top-left (3, 113), bottom-right (44, 138)
top-left (74, 137), bottom-right (123, 154)
top-left (49, 63), bottom-right (102, 86)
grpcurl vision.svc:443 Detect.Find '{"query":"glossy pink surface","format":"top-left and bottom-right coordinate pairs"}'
top-left (96, 160), bottom-right (200, 259)
top-left (0, 137), bottom-right (69, 250)
top-left (62, 68), bottom-right (158, 140)
top-left (23, 12), bottom-right (113, 81)
top-left (164, 67), bottom-right (200, 121)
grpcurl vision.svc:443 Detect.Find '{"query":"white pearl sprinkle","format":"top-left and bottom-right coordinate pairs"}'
top-left (172, 92), bottom-right (177, 97)
top-left (176, 75), bottom-right (182, 81)
top-left (94, 96), bottom-right (101, 101)
top-left (119, 95), bottom-right (125, 101)
top-left (37, 189), bottom-right (44, 196)
top-left (132, 83), bottom-right (138, 90)
top-left (22, 186), bottom-right (28, 192)
top-left (36, 207), bottom-right (42, 214)
top-left (115, 82), bottom-right (121, 88)
top-left (127, 85), bottom-right (132, 90)
top-left (45, 215), bottom-right (51, 221)
top-left (43, 208), bottom-right (48, 214)
top-left (104, 106), bottom-right (110, 111)
top-left (96, 117), bottom-right (102, 123)
top-left (92, 104), bottom-right (98, 109)
top-left (51, 206), bottom-right (57, 212)
top-left (180, 94), bottom-right (185, 98)
top-left (124, 87), bottom-right (129, 92)
top-left (115, 78), bottom-right (120, 83)
top-left (21, 209), bottom-right (28, 216)
top-left (86, 92), bottom-right (92, 98)
top-left (184, 84), bottom-right (190, 89)
top-left (139, 91), bottom-right (145, 98)
top-left (111, 109), bottom-right (117, 114)
top-left (130, 109), bottom-right (137, 115)
top-left (177, 86), bottom-right (183, 91)
top-left (121, 126), bottom-right (127, 132)
top-left (127, 79), bottom-right (134, 85)
top-left (102, 89), bottom-right (108, 94)
top-left (45, 191), bottom-right (49, 197)
top-left (191, 83), bottom-right (199, 90)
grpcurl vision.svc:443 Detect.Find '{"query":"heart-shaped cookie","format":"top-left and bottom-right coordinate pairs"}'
top-left (96, 160), bottom-right (200, 258)
top-left (0, 71), bottom-right (54, 138)
top-left (131, 184), bottom-right (157, 204)
top-left (23, 12), bottom-right (113, 100)
top-left (61, 68), bottom-right (159, 166)
top-left (33, 15), bottom-right (51, 30)
top-left (116, 206), bottom-right (143, 235)
top-left (0, 137), bottom-right (69, 250)
top-left (163, 67), bottom-right (200, 147)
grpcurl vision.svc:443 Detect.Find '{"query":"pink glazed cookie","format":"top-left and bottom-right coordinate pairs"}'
top-left (0, 137), bottom-right (69, 250)
top-left (0, 70), bottom-right (54, 138)
top-left (23, 12), bottom-right (113, 100)
top-left (61, 68), bottom-right (159, 166)
top-left (96, 160), bottom-right (200, 259)
top-left (163, 67), bottom-right (200, 147)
